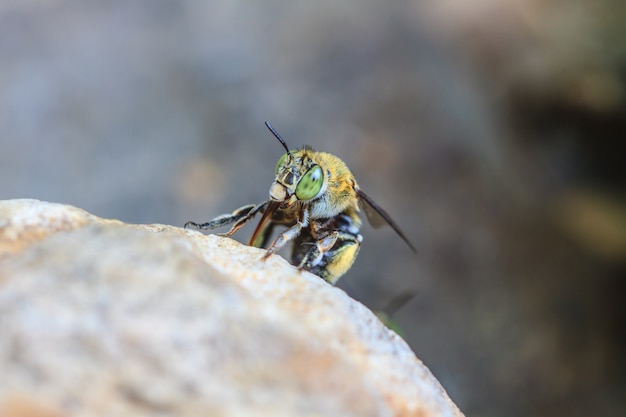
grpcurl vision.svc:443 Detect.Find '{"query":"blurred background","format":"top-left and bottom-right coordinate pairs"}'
top-left (1, 1), bottom-right (624, 416)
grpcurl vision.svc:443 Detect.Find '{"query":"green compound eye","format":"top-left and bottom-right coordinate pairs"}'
top-left (275, 152), bottom-right (289, 174)
top-left (295, 165), bottom-right (324, 200)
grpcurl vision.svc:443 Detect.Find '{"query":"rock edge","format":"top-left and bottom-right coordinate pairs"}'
top-left (0, 199), bottom-right (463, 417)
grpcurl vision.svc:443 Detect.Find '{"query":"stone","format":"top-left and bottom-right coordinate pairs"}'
top-left (0, 199), bottom-right (464, 417)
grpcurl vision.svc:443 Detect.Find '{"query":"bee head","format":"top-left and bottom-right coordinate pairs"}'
top-left (265, 121), bottom-right (326, 205)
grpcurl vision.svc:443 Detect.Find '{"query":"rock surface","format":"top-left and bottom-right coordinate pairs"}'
top-left (0, 199), bottom-right (464, 417)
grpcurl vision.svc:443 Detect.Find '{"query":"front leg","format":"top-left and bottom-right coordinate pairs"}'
top-left (184, 202), bottom-right (267, 237)
top-left (262, 208), bottom-right (309, 260)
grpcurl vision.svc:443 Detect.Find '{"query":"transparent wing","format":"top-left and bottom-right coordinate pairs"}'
top-left (356, 188), bottom-right (416, 253)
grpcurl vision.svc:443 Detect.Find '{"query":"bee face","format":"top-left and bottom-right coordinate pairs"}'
top-left (270, 149), bottom-right (327, 206)
top-left (184, 121), bottom-right (415, 284)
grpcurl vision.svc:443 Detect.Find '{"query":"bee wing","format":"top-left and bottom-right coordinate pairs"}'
top-left (248, 200), bottom-right (281, 247)
top-left (380, 290), bottom-right (416, 316)
top-left (356, 188), bottom-right (416, 253)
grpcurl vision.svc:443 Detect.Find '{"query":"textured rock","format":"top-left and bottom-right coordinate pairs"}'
top-left (0, 199), bottom-right (464, 417)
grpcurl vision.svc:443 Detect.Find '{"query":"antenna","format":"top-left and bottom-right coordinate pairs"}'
top-left (264, 121), bottom-right (291, 157)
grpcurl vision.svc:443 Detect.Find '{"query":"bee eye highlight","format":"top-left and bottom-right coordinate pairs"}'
top-left (275, 152), bottom-right (290, 174)
top-left (295, 165), bottom-right (324, 200)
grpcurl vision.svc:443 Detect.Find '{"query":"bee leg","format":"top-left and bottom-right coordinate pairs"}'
top-left (262, 222), bottom-right (303, 260)
top-left (184, 204), bottom-right (255, 230)
top-left (220, 202), bottom-right (267, 237)
top-left (262, 210), bottom-right (309, 260)
top-left (297, 231), bottom-right (339, 272)
top-left (184, 202), bottom-right (267, 236)
top-left (304, 232), bottom-right (363, 284)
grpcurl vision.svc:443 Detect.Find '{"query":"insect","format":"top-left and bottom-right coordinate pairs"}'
top-left (185, 122), bottom-right (415, 284)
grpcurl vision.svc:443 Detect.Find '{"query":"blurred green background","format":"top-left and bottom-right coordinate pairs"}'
top-left (1, 1), bottom-right (624, 416)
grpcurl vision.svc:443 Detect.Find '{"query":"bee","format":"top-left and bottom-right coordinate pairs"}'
top-left (185, 122), bottom-right (415, 284)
